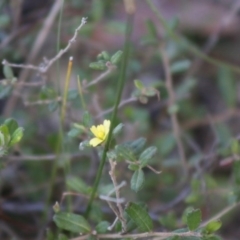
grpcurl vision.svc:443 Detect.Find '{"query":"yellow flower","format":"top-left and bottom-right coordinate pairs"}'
top-left (89, 120), bottom-right (111, 147)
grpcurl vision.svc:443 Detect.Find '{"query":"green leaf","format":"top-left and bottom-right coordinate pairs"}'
top-left (113, 123), bottom-right (124, 136)
top-left (58, 234), bottom-right (68, 240)
top-left (159, 212), bottom-right (177, 229)
top-left (46, 229), bottom-right (55, 240)
top-left (233, 161), bottom-right (240, 185)
top-left (168, 104), bottom-right (179, 114)
top-left (82, 111), bottom-right (93, 128)
top-left (0, 84), bottom-right (12, 99)
top-left (170, 60), bottom-right (191, 74)
top-left (3, 65), bottom-right (14, 79)
top-left (185, 193), bottom-right (201, 204)
top-left (4, 118), bottom-right (18, 135)
top-left (53, 212), bottom-right (91, 234)
top-left (131, 169), bottom-right (145, 192)
top-left (67, 128), bottom-right (82, 138)
top-left (125, 202), bottom-right (153, 232)
top-left (107, 149), bottom-right (117, 160)
top-left (89, 61), bottom-right (106, 70)
top-left (110, 50), bottom-right (123, 65)
top-left (95, 221), bottom-right (110, 233)
top-left (48, 101), bottom-right (59, 112)
top-left (0, 124), bottom-right (10, 145)
top-left (203, 236), bottom-right (222, 240)
top-left (157, 133), bottom-right (176, 157)
top-left (144, 87), bottom-right (158, 97)
top-left (128, 164), bottom-right (140, 171)
top-left (123, 203), bottom-right (147, 233)
top-left (115, 144), bottom-right (136, 161)
top-left (176, 78), bottom-right (196, 97)
top-left (231, 139), bottom-right (240, 155)
top-left (0, 131), bottom-right (5, 146)
top-left (146, 19), bottom-right (158, 39)
top-left (218, 67), bottom-right (237, 107)
top-left (9, 127), bottom-right (24, 146)
top-left (134, 80), bottom-right (144, 90)
top-left (66, 176), bottom-right (91, 195)
top-left (40, 86), bottom-right (57, 99)
top-left (129, 137), bottom-right (146, 156)
top-left (67, 89), bottom-right (78, 100)
top-left (202, 220), bottom-right (222, 235)
top-left (139, 146), bottom-right (157, 167)
top-left (186, 209), bottom-right (201, 231)
top-left (101, 51), bottom-right (110, 61)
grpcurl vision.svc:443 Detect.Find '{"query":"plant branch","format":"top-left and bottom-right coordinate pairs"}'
top-left (85, 12), bottom-right (134, 216)
top-left (161, 46), bottom-right (188, 174)
top-left (71, 231), bottom-right (201, 240)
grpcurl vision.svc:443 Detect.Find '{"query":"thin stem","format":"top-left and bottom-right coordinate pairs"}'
top-left (77, 75), bottom-right (86, 110)
top-left (85, 13), bottom-right (134, 216)
top-left (71, 231), bottom-right (201, 240)
top-left (56, 0), bottom-right (65, 95)
top-left (47, 57), bottom-right (73, 210)
top-left (161, 46), bottom-right (188, 174)
top-left (200, 202), bottom-right (240, 228)
top-left (61, 57), bottom-right (73, 125)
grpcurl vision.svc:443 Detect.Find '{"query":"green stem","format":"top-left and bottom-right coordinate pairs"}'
top-left (77, 75), bottom-right (87, 110)
top-left (85, 13), bottom-right (134, 216)
top-left (46, 0), bottom-right (66, 208)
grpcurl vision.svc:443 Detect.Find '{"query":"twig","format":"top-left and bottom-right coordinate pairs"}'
top-left (99, 195), bottom-right (125, 204)
top-left (24, 96), bottom-right (62, 106)
top-left (0, 79), bottom-right (45, 87)
top-left (2, 18), bottom-right (87, 74)
top-left (60, 192), bottom-right (89, 206)
top-left (85, 63), bottom-right (115, 88)
top-left (96, 96), bottom-right (137, 119)
top-left (200, 202), bottom-right (240, 228)
top-left (109, 160), bottom-right (127, 232)
top-left (107, 181), bottom-right (127, 196)
top-left (146, 165), bottom-right (161, 174)
top-left (2, 8), bottom-right (86, 116)
top-left (107, 217), bottom-right (119, 231)
top-left (71, 231), bottom-right (201, 240)
top-left (6, 152), bottom-right (83, 161)
top-left (161, 46), bottom-right (188, 173)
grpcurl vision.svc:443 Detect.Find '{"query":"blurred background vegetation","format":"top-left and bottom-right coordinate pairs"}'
top-left (1, 0), bottom-right (240, 239)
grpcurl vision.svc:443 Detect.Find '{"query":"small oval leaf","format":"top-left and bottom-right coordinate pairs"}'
top-left (110, 50), bottom-right (123, 65)
top-left (125, 202), bottom-right (153, 232)
top-left (139, 146), bottom-right (157, 167)
top-left (3, 65), bottom-right (14, 79)
top-left (95, 221), bottom-right (110, 233)
top-left (131, 169), bottom-right (145, 192)
top-left (4, 118), bottom-right (18, 135)
top-left (186, 208), bottom-right (201, 231)
top-left (66, 176), bottom-right (92, 195)
top-left (53, 212), bottom-right (91, 234)
top-left (202, 220), bottom-right (222, 235)
top-left (9, 127), bottom-right (24, 146)
top-left (89, 61), bottom-right (106, 70)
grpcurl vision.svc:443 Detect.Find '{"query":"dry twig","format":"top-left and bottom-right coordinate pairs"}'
top-left (160, 46), bottom-right (188, 173)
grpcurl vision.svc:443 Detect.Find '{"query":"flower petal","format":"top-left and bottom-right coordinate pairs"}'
top-left (89, 137), bottom-right (103, 147)
top-left (90, 126), bottom-right (99, 137)
top-left (103, 120), bottom-right (111, 135)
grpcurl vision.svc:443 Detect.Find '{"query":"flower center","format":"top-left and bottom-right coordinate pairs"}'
top-left (97, 130), bottom-right (105, 140)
